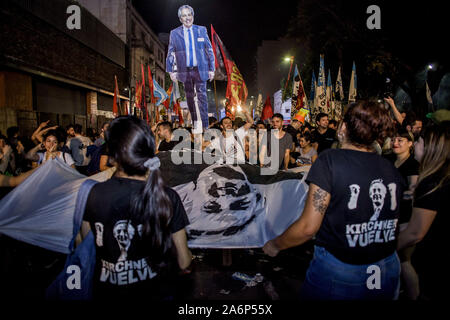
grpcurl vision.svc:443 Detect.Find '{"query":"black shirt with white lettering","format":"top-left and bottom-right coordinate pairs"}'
top-left (306, 149), bottom-right (405, 265)
top-left (84, 176), bottom-right (189, 299)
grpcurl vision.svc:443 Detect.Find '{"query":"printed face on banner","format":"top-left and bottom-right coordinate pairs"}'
top-left (183, 164), bottom-right (263, 239)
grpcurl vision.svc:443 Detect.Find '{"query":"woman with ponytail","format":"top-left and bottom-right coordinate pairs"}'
top-left (83, 116), bottom-right (192, 299)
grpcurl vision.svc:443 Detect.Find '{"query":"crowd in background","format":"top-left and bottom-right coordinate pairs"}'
top-left (0, 97), bottom-right (449, 301)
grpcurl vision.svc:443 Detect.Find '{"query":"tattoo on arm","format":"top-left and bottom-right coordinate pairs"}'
top-left (312, 187), bottom-right (329, 215)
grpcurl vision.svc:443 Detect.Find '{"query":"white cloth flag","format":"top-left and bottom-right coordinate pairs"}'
top-left (335, 66), bottom-right (344, 101)
top-left (0, 159), bottom-right (113, 254)
top-left (0, 152), bottom-right (309, 250)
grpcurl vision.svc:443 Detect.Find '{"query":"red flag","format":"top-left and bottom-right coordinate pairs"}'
top-left (211, 25), bottom-right (248, 119)
top-left (113, 75), bottom-right (119, 117)
top-left (163, 84), bottom-right (173, 110)
top-left (140, 64), bottom-right (149, 123)
top-left (261, 95), bottom-right (273, 121)
top-left (174, 98), bottom-right (184, 125)
top-left (147, 65), bottom-right (155, 104)
top-left (135, 80), bottom-right (142, 109)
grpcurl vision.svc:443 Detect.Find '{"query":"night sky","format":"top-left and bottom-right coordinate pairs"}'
top-left (133, 0), bottom-right (448, 104)
top-left (133, 0), bottom-right (299, 93)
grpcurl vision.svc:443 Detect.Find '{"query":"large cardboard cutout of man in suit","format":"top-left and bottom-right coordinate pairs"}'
top-left (166, 5), bottom-right (215, 132)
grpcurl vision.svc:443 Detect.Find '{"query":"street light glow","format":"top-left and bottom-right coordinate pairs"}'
top-left (428, 64), bottom-right (434, 70)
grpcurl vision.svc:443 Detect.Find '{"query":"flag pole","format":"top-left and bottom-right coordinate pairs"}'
top-left (213, 79), bottom-right (219, 119)
top-left (284, 56), bottom-right (294, 98)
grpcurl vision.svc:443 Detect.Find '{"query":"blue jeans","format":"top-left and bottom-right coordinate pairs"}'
top-left (300, 246), bottom-right (400, 300)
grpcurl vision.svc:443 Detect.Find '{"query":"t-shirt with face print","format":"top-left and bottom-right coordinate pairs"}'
top-left (306, 149), bottom-right (406, 265)
top-left (83, 177), bottom-right (189, 298)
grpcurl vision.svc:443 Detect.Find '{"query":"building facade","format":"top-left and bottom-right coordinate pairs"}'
top-left (77, 0), bottom-right (166, 99)
top-left (0, 0), bottom-right (129, 137)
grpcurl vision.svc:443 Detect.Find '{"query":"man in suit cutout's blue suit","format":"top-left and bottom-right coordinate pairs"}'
top-left (166, 5), bottom-right (215, 132)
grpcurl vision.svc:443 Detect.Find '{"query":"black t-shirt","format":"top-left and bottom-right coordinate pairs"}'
top-left (385, 153), bottom-right (419, 183)
top-left (306, 149), bottom-right (405, 265)
top-left (83, 176), bottom-right (189, 298)
top-left (311, 128), bottom-right (336, 154)
top-left (385, 153), bottom-right (419, 223)
top-left (158, 139), bottom-right (180, 152)
top-left (411, 172), bottom-right (450, 299)
top-left (99, 143), bottom-right (114, 168)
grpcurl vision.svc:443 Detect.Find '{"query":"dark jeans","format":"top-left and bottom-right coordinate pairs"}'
top-left (183, 67), bottom-right (209, 129)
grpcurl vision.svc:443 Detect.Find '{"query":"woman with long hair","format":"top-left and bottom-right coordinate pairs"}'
top-left (290, 131), bottom-right (318, 168)
top-left (386, 126), bottom-right (420, 299)
top-left (263, 100), bottom-right (405, 300)
top-left (25, 129), bottom-right (75, 168)
top-left (82, 116), bottom-right (192, 299)
top-left (397, 121), bottom-right (450, 300)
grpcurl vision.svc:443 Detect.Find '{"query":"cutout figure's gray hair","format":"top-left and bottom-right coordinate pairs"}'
top-left (178, 5), bottom-right (194, 18)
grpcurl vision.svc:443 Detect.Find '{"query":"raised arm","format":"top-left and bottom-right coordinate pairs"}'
top-left (242, 107), bottom-right (254, 131)
top-left (384, 97), bottom-right (403, 125)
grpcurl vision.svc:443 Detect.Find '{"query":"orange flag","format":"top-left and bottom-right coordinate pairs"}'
top-left (163, 84), bottom-right (173, 110)
top-left (211, 25), bottom-right (248, 119)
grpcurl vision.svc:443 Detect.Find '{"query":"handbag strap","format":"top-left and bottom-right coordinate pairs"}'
top-left (69, 179), bottom-right (98, 252)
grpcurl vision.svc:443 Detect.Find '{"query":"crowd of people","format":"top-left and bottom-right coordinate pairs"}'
top-left (0, 97), bottom-right (449, 301)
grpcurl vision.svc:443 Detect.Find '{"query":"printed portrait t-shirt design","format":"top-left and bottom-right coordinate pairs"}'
top-left (306, 149), bottom-right (406, 264)
top-left (84, 177), bottom-right (189, 291)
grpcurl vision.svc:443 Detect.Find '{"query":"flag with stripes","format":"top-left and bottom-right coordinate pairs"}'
top-left (315, 54), bottom-right (327, 116)
top-left (290, 65), bottom-right (308, 120)
top-left (153, 79), bottom-right (169, 106)
top-left (348, 61), bottom-right (357, 103)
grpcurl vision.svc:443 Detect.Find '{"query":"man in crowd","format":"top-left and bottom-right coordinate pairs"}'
top-left (311, 113), bottom-right (337, 154)
top-left (94, 122), bottom-right (109, 147)
top-left (66, 124), bottom-right (92, 175)
top-left (285, 119), bottom-right (302, 145)
top-left (66, 124), bottom-right (75, 141)
top-left (156, 121), bottom-right (180, 152)
top-left (205, 107), bottom-right (254, 164)
top-left (260, 113), bottom-right (293, 171)
top-left (403, 114), bottom-right (423, 140)
top-left (328, 119), bottom-right (338, 131)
